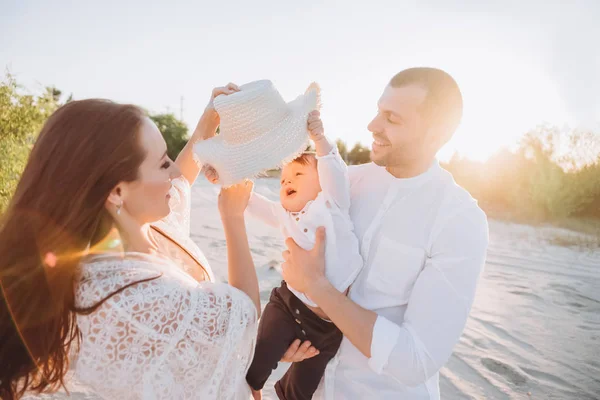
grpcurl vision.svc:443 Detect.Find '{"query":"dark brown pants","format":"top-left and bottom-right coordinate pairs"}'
top-left (246, 281), bottom-right (343, 400)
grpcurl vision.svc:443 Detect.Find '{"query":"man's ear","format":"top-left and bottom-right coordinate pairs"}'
top-left (425, 123), bottom-right (449, 153)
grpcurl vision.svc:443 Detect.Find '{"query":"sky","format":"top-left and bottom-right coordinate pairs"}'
top-left (1, 0), bottom-right (599, 161)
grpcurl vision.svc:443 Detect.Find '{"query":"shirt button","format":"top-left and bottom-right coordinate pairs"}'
top-left (301, 211), bottom-right (305, 214)
top-left (296, 217), bottom-right (300, 221)
top-left (295, 318), bottom-right (302, 324)
top-left (304, 228), bottom-right (308, 233)
top-left (302, 330), bottom-right (306, 336)
top-left (295, 309), bottom-right (300, 315)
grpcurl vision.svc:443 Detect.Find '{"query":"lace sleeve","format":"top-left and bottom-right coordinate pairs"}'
top-left (159, 176), bottom-right (192, 237)
top-left (75, 265), bottom-right (257, 400)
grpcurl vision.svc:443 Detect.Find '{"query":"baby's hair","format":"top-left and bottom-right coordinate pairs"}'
top-left (292, 152), bottom-right (318, 167)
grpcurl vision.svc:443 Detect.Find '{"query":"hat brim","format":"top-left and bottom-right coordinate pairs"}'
top-left (193, 83), bottom-right (320, 187)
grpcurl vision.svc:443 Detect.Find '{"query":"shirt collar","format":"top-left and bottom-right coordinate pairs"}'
top-left (382, 159), bottom-right (441, 188)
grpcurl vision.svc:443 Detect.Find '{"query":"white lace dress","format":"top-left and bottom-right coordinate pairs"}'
top-left (73, 177), bottom-right (257, 400)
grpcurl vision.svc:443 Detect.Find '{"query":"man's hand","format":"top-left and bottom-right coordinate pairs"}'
top-left (282, 227), bottom-right (327, 295)
top-left (281, 339), bottom-right (320, 362)
top-left (283, 226), bottom-right (377, 360)
top-left (249, 340), bottom-right (320, 398)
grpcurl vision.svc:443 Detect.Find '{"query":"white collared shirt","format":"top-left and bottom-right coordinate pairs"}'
top-left (314, 161), bottom-right (489, 400)
top-left (246, 149), bottom-right (363, 306)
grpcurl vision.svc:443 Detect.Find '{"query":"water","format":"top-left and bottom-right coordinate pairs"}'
top-left (24, 179), bottom-right (600, 399)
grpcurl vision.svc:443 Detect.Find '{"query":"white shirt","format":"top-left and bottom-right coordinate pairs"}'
top-left (246, 148), bottom-right (363, 306)
top-left (314, 161), bottom-right (489, 400)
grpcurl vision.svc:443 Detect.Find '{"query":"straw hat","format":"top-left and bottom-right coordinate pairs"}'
top-left (193, 80), bottom-right (320, 186)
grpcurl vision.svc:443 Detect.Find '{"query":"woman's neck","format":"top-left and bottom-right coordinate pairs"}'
top-left (117, 220), bottom-right (158, 254)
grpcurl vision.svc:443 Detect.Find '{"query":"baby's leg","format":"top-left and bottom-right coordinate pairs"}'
top-left (246, 287), bottom-right (299, 391)
top-left (273, 284), bottom-right (344, 400)
top-left (275, 321), bottom-right (343, 400)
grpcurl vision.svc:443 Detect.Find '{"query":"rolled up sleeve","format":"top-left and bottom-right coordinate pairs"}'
top-left (368, 316), bottom-right (402, 373)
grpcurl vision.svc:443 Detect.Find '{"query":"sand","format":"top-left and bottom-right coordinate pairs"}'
top-left (24, 178), bottom-right (600, 399)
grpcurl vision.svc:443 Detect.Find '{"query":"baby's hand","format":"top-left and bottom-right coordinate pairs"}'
top-left (307, 110), bottom-right (325, 142)
top-left (204, 165), bottom-right (219, 184)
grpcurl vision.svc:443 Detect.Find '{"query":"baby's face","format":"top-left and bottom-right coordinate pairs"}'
top-left (279, 160), bottom-right (321, 213)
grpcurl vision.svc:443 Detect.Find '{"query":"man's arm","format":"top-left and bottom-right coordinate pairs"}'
top-left (305, 273), bottom-right (378, 356)
top-left (283, 209), bottom-right (489, 386)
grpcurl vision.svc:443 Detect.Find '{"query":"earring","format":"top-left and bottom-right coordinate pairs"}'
top-left (116, 200), bottom-right (123, 215)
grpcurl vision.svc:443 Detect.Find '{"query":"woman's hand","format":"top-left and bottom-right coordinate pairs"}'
top-left (176, 83), bottom-right (240, 185)
top-left (281, 339), bottom-right (319, 362)
top-left (194, 82), bottom-right (240, 140)
top-left (218, 180), bottom-right (253, 219)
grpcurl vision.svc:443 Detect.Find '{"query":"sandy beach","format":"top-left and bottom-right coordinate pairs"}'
top-left (24, 178), bottom-right (600, 400)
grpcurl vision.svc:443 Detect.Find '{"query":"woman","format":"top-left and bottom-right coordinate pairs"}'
top-left (0, 84), bottom-right (315, 400)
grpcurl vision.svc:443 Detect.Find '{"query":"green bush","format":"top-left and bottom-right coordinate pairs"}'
top-left (0, 73), bottom-right (61, 213)
top-left (0, 73), bottom-right (192, 213)
top-left (443, 125), bottom-right (600, 223)
top-left (149, 113), bottom-right (189, 160)
top-left (347, 142), bottom-right (371, 165)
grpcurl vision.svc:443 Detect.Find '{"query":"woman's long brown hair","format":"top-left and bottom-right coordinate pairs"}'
top-left (0, 99), bottom-right (153, 399)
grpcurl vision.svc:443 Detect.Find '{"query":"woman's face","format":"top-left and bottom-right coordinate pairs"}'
top-left (121, 117), bottom-right (182, 224)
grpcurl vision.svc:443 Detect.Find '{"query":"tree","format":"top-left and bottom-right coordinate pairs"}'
top-left (347, 142), bottom-right (371, 165)
top-left (0, 73), bottom-right (62, 212)
top-left (336, 139), bottom-right (348, 162)
top-left (149, 113), bottom-right (189, 160)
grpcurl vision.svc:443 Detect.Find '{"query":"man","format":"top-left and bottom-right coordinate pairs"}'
top-left (282, 67), bottom-right (489, 399)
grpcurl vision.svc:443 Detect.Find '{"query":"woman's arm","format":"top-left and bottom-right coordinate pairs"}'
top-left (176, 83), bottom-right (240, 184)
top-left (218, 181), bottom-right (261, 316)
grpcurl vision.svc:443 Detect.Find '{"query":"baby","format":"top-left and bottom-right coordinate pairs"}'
top-left (245, 111), bottom-right (363, 400)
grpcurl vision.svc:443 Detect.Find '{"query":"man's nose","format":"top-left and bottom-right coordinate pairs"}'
top-left (367, 118), bottom-right (378, 133)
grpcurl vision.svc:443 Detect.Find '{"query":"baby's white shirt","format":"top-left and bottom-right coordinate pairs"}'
top-left (246, 148), bottom-right (363, 307)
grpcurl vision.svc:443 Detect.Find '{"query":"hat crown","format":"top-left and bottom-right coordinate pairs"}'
top-left (214, 80), bottom-right (290, 145)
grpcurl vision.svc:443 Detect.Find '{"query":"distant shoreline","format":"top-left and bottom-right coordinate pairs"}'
top-left (483, 209), bottom-right (600, 248)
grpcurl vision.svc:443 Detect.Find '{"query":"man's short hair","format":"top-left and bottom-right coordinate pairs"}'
top-left (390, 67), bottom-right (463, 142)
